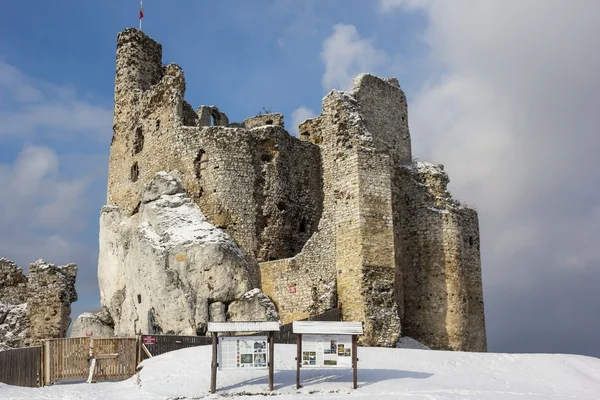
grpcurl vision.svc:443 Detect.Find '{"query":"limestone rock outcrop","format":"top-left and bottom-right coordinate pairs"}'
top-left (69, 309), bottom-right (115, 338)
top-left (0, 258), bottom-right (78, 349)
top-left (97, 171), bottom-right (277, 336)
top-left (227, 289), bottom-right (279, 322)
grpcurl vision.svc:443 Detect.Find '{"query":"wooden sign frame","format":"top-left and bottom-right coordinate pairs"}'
top-left (207, 321), bottom-right (280, 394)
top-left (292, 321), bottom-right (363, 390)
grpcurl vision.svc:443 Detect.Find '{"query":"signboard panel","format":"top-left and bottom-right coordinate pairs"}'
top-left (218, 336), bottom-right (268, 370)
top-left (301, 334), bottom-right (353, 368)
top-left (142, 335), bottom-right (156, 345)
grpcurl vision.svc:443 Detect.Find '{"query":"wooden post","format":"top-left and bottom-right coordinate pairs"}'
top-left (296, 333), bottom-right (302, 389)
top-left (39, 342), bottom-right (44, 387)
top-left (210, 332), bottom-right (218, 394)
top-left (268, 331), bottom-right (274, 391)
top-left (352, 334), bottom-right (358, 389)
top-left (137, 331), bottom-right (142, 365)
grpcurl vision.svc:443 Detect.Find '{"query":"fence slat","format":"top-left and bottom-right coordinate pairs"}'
top-left (0, 346), bottom-right (42, 387)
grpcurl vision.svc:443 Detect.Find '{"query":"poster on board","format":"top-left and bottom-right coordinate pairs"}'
top-left (301, 334), bottom-right (353, 368)
top-left (218, 336), bottom-right (268, 370)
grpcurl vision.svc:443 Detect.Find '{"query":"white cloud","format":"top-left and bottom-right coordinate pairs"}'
top-left (0, 60), bottom-right (112, 142)
top-left (383, 0), bottom-right (600, 352)
top-left (0, 61), bottom-right (109, 310)
top-left (321, 24), bottom-right (387, 91)
top-left (378, 0), bottom-right (431, 12)
top-left (0, 145), bottom-right (88, 232)
top-left (290, 106), bottom-right (317, 136)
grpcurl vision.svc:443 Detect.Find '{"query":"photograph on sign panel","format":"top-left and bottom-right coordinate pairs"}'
top-left (254, 353), bottom-right (266, 367)
top-left (324, 359), bottom-right (338, 366)
top-left (338, 344), bottom-right (345, 356)
top-left (302, 352), bottom-right (309, 365)
top-left (330, 340), bottom-right (337, 353)
top-left (344, 348), bottom-right (351, 356)
top-left (302, 351), bottom-right (317, 365)
top-left (254, 341), bottom-right (266, 353)
top-left (240, 353), bottom-right (253, 365)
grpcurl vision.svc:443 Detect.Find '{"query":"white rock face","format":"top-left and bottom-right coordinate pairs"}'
top-left (98, 171), bottom-right (270, 336)
top-left (70, 310), bottom-right (115, 338)
top-left (228, 289), bottom-right (279, 322)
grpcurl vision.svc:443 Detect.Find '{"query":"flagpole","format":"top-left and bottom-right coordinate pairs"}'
top-left (139, 0), bottom-right (143, 31)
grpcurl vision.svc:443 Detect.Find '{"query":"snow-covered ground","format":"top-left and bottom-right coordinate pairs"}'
top-left (1, 344), bottom-right (599, 399)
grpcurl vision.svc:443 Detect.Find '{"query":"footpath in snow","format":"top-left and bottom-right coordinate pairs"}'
top-left (1, 344), bottom-right (600, 399)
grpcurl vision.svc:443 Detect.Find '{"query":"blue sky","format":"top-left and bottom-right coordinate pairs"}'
top-left (1, 1), bottom-right (599, 357)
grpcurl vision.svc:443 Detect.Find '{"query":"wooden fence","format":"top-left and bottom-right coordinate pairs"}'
top-left (92, 338), bottom-right (137, 381)
top-left (43, 337), bottom-right (138, 385)
top-left (0, 346), bottom-right (41, 387)
top-left (44, 337), bottom-right (90, 384)
top-left (140, 334), bottom-right (212, 361)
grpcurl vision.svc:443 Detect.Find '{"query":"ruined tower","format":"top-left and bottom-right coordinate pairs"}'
top-left (104, 28), bottom-right (487, 350)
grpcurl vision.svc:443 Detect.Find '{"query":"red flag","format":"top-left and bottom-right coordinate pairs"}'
top-left (140, 1), bottom-right (144, 20)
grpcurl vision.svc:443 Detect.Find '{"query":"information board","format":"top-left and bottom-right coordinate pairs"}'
top-left (218, 336), bottom-right (268, 370)
top-left (301, 334), bottom-right (353, 368)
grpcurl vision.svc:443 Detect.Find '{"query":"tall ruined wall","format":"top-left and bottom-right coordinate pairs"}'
top-left (0, 258), bottom-right (78, 349)
top-left (395, 162), bottom-right (487, 351)
top-left (107, 29), bottom-right (322, 283)
top-left (261, 75), bottom-right (404, 347)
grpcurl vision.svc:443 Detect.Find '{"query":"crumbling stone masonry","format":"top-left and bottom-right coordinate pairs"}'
top-left (0, 258), bottom-right (78, 349)
top-left (105, 28), bottom-right (486, 350)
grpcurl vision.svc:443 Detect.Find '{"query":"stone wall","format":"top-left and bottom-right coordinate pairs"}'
top-left (395, 163), bottom-right (487, 351)
top-left (103, 28), bottom-right (487, 351)
top-left (107, 29), bottom-right (322, 284)
top-left (0, 258), bottom-right (78, 348)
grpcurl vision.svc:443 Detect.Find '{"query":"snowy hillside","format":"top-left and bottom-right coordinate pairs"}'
top-left (1, 344), bottom-right (599, 399)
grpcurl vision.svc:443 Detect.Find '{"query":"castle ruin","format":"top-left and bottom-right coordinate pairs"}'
top-left (0, 258), bottom-right (78, 350)
top-left (102, 28), bottom-right (486, 351)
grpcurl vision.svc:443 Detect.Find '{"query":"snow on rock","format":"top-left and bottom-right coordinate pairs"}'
top-left (2, 345), bottom-right (599, 399)
top-left (228, 288), bottom-right (279, 322)
top-left (396, 336), bottom-right (431, 350)
top-left (95, 171), bottom-right (276, 337)
top-left (0, 303), bottom-right (28, 349)
top-left (0, 258), bottom-right (77, 348)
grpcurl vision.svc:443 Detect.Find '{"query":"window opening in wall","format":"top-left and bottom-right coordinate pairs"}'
top-left (265, 119), bottom-right (273, 125)
top-left (130, 162), bottom-right (140, 182)
top-left (299, 218), bottom-right (307, 233)
top-left (156, 119), bottom-right (161, 130)
top-left (469, 236), bottom-right (474, 246)
top-left (133, 127), bottom-right (144, 154)
top-left (194, 149), bottom-right (208, 179)
top-left (137, 294), bottom-right (142, 304)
